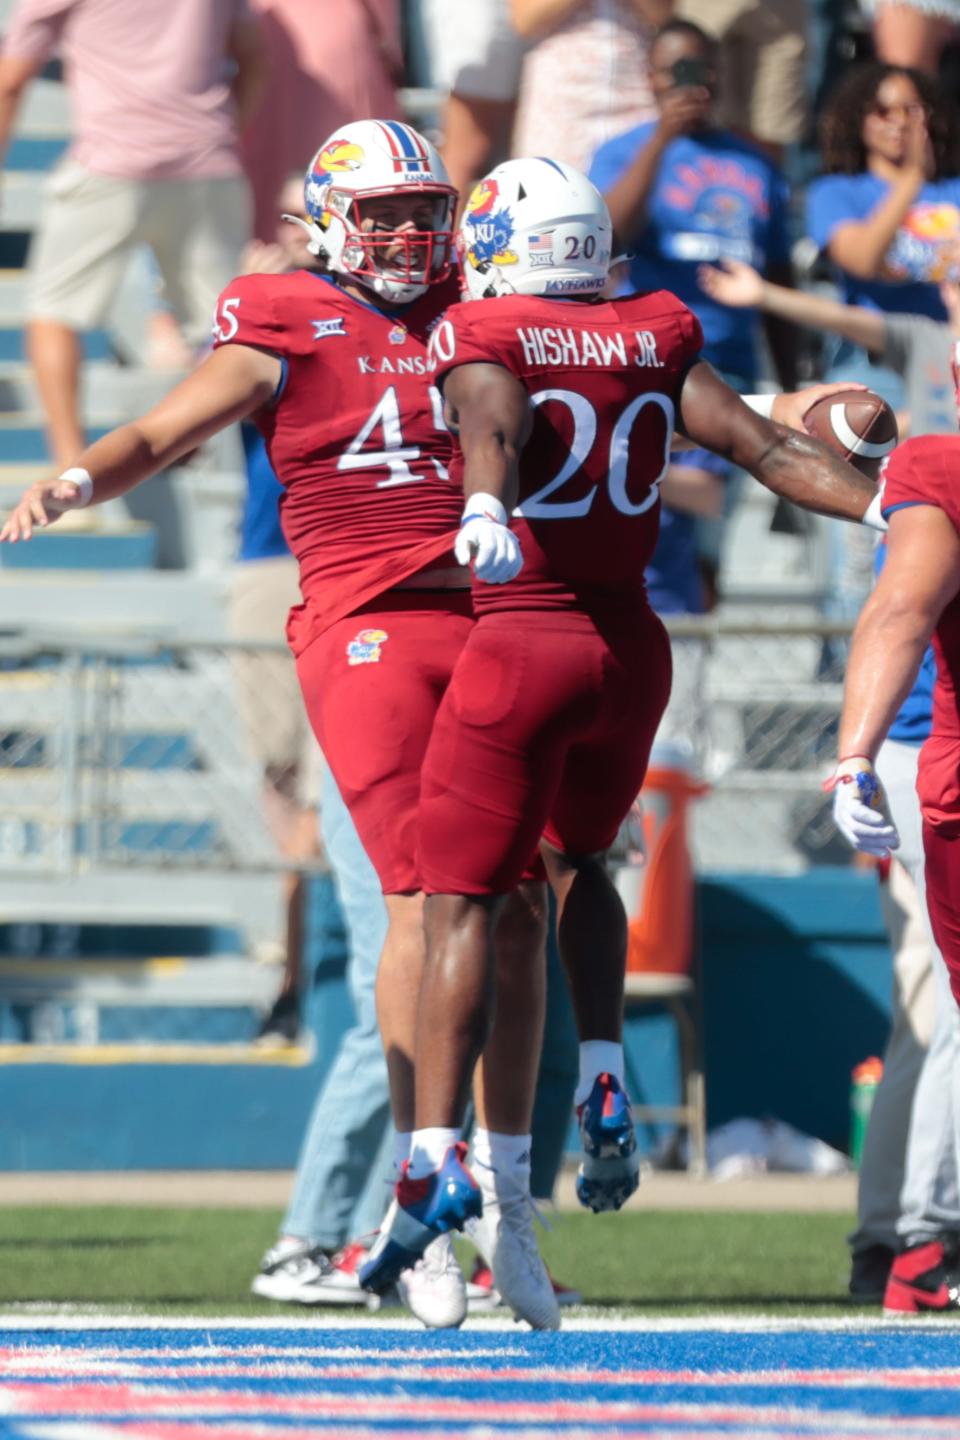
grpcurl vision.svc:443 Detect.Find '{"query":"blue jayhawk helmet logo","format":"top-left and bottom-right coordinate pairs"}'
top-left (347, 628), bottom-right (389, 666)
top-left (463, 179), bottom-right (517, 268)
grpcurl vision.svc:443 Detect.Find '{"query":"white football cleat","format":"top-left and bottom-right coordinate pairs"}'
top-left (467, 1162), bottom-right (560, 1330)
top-left (396, 1231), bottom-right (468, 1329)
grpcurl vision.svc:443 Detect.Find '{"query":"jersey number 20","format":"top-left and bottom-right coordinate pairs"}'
top-left (518, 388), bottom-right (674, 519)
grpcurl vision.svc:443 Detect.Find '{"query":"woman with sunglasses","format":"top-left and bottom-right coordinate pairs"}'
top-left (808, 63), bottom-right (960, 357)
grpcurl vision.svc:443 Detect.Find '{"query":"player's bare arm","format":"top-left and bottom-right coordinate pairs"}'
top-left (442, 362), bottom-right (532, 586)
top-left (677, 359), bottom-right (877, 522)
top-left (839, 504), bottom-right (960, 763)
top-left (0, 345), bottom-right (280, 541)
top-left (443, 362), bottom-right (532, 513)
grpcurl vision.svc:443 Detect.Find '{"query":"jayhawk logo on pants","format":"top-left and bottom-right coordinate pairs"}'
top-left (347, 629), bottom-right (389, 665)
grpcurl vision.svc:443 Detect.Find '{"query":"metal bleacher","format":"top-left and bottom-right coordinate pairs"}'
top-left (0, 40), bottom-right (295, 1074)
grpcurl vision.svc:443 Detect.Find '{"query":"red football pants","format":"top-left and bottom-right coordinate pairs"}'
top-left (917, 734), bottom-right (960, 1007)
top-left (296, 591), bottom-right (474, 893)
top-left (923, 819), bottom-right (960, 1008)
top-left (418, 607), bottom-right (672, 895)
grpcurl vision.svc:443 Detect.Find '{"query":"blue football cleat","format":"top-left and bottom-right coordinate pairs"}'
top-left (576, 1072), bottom-right (640, 1213)
top-left (359, 1141), bottom-right (483, 1297)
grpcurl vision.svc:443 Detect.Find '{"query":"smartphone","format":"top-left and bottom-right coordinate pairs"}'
top-left (670, 57), bottom-right (712, 89)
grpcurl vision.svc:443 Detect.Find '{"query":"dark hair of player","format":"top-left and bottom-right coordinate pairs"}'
top-left (819, 61), bottom-right (960, 179)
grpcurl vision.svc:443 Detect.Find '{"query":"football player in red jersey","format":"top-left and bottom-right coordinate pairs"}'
top-left (2, 126), bottom-right (883, 1325)
top-left (359, 157), bottom-right (885, 1296)
top-left (828, 431), bottom-right (960, 995)
top-left (825, 428), bottom-right (960, 1315)
top-left (0, 120), bottom-right (564, 1330)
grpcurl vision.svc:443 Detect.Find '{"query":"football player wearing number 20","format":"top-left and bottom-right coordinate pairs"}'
top-left (359, 158), bottom-right (884, 1295)
top-left (0, 121), bottom-right (565, 1332)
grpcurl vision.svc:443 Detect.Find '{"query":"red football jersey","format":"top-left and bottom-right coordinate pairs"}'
top-left (880, 434), bottom-right (960, 741)
top-left (212, 269), bottom-right (462, 638)
top-left (429, 291), bottom-right (703, 615)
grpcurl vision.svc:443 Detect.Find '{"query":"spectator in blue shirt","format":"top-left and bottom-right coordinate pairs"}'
top-left (645, 446), bottom-right (729, 774)
top-left (588, 17), bottom-right (796, 394)
top-left (806, 63), bottom-right (960, 403)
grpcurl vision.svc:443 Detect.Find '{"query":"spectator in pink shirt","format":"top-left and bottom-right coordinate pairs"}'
top-left (242, 0), bottom-right (401, 244)
top-left (0, 0), bottom-right (266, 469)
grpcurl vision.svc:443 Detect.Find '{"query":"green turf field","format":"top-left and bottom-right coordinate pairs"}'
top-left (0, 1207), bottom-right (874, 1318)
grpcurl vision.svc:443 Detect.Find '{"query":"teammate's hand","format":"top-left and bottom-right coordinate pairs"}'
top-left (454, 492), bottom-right (523, 584)
top-left (697, 258), bottom-right (765, 309)
top-left (771, 382), bottom-right (868, 432)
top-left (0, 476), bottom-right (89, 542)
top-left (824, 757), bottom-right (900, 857)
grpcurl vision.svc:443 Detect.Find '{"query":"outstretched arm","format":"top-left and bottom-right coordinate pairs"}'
top-left (827, 503), bottom-right (960, 857)
top-left (1, 344), bottom-right (279, 540)
top-left (698, 258), bottom-right (887, 353)
top-left (677, 359), bottom-right (877, 522)
top-left (839, 504), bottom-right (960, 763)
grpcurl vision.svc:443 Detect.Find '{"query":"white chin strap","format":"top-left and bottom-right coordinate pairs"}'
top-left (282, 214), bottom-right (326, 256)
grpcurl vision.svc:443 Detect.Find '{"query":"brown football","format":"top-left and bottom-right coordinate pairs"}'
top-left (802, 387), bottom-right (898, 479)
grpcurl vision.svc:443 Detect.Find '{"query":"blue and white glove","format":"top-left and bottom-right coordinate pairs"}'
top-left (824, 756), bottom-right (900, 856)
top-left (454, 492), bottom-right (523, 584)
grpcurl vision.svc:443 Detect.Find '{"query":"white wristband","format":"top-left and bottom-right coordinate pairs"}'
top-left (59, 466), bottom-right (94, 507)
top-left (462, 491), bottom-right (507, 525)
top-left (741, 392), bottom-right (776, 419)
top-left (862, 490), bottom-right (888, 532)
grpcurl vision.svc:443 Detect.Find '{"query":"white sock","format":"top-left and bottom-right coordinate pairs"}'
top-left (575, 1040), bottom-right (624, 1107)
top-left (472, 1128), bottom-right (532, 1190)
top-left (407, 1126), bottom-right (460, 1179)
top-left (393, 1130), bottom-right (412, 1176)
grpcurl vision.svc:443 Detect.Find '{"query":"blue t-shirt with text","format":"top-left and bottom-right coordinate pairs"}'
top-left (237, 422), bottom-right (289, 563)
top-left (807, 172), bottom-right (960, 321)
top-left (588, 123), bottom-right (791, 384)
top-left (645, 448), bottom-right (731, 616)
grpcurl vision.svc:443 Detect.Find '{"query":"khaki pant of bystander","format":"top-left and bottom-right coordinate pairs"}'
top-left (27, 161), bottom-right (251, 347)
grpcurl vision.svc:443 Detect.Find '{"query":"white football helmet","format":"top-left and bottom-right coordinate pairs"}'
top-left (292, 119), bottom-right (457, 304)
top-left (458, 158), bottom-right (612, 302)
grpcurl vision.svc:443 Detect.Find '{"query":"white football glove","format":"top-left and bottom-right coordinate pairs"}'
top-left (454, 491), bottom-right (523, 584)
top-left (825, 757), bottom-right (900, 856)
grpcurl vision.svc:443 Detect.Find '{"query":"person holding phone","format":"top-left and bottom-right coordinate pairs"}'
top-left (588, 16), bottom-right (796, 598)
top-left (588, 17), bottom-right (796, 397)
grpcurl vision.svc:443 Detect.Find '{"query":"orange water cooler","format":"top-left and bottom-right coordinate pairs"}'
top-left (616, 762), bottom-right (708, 975)
top-left (614, 757), bottom-right (709, 1174)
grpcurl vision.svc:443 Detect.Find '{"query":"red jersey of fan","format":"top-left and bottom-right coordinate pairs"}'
top-left (212, 270), bottom-right (462, 647)
top-left (429, 290), bottom-right (703, 616)
top-left (880, 434), bottom-right (960, 744)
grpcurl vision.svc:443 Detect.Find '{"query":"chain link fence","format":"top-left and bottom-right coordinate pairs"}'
top-left (0, 619), bottom-right (854, 880)
top-left (664, 616), bottom-right (852, 873)
top-left (0, 620), bottom-right (854, 1048)
top-left (0, 631), bottom-right (319, 877)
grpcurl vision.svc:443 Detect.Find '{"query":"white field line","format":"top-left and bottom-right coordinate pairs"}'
top-left (0, 1312), bottom-right (959, 1333)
